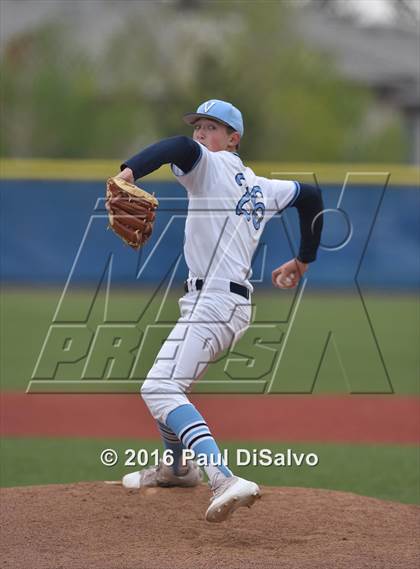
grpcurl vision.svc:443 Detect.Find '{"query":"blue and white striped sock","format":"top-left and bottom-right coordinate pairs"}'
top-left (157, 421), bottom-right (187, 475)
top-left (166, 403), bottom-right (233, 487)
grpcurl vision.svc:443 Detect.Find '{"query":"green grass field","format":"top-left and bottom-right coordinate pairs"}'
top-left (1, 289), bottom-right (418, 504)
top-left (1, 288), bottom-right (418, 393)
top-left (1, 438), bottom-right (418, 504)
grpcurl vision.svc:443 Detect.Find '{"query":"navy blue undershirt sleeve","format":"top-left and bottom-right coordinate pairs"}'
top-left (121, 136), bottom-right (201, 180)
top-left (289, 183), bottom-right (324, 263)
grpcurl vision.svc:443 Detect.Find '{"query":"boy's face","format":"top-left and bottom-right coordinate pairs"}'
top-left (192, 118), bottom-right (240, 152)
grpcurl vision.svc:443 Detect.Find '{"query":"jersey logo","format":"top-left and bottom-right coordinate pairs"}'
top-left (235, 173), bottom-right (265, 230)
top-left (203, 100), bottom-right (217, 113)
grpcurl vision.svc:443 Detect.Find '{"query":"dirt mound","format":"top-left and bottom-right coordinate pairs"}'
top-left (1, 482), bottom-right (419, 569)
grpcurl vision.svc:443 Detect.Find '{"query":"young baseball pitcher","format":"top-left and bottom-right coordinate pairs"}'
top-left (108, 99), bottom-right (323, 522)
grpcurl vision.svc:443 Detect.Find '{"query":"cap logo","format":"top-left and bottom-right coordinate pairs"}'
top-left (203, 100), bottom-right (217, 113)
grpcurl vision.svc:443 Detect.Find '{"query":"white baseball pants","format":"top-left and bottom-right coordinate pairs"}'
top-left (141, 290), bottom-right (251, 423)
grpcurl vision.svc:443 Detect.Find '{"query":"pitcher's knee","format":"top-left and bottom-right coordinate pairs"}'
top-left (140, 377), bottom-right (159, 408)
top-left (140, 378), bottom-right (188, 423)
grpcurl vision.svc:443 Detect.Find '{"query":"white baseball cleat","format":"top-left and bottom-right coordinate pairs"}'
top-left (122, 460), bottom-right (203, 489)
top-left (205, 476), bottom-right (261, 523)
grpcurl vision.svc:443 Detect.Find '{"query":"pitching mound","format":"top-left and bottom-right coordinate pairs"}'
top-left (1, 483), bottom-right (419, 569)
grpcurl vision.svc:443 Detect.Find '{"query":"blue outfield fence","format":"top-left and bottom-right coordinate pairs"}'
top-left (1, 177), bottom-right (419, 289)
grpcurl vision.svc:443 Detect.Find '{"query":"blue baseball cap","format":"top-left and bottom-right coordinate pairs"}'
top-left (183, 99), bottom-right (244, 136)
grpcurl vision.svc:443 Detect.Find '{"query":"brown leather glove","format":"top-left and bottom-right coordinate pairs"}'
top-left (105, 177), bottom-right (159, 249)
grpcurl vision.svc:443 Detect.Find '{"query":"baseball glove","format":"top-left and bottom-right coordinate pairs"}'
top-left (105, 177), bottom-right (159, 249)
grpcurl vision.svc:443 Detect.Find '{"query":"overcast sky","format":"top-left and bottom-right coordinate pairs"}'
top-left (337, 0), bottom-right (420, 24)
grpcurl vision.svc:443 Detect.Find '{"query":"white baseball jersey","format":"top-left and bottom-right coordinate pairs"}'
top-left (171, 142), bottom-right (299, 293)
